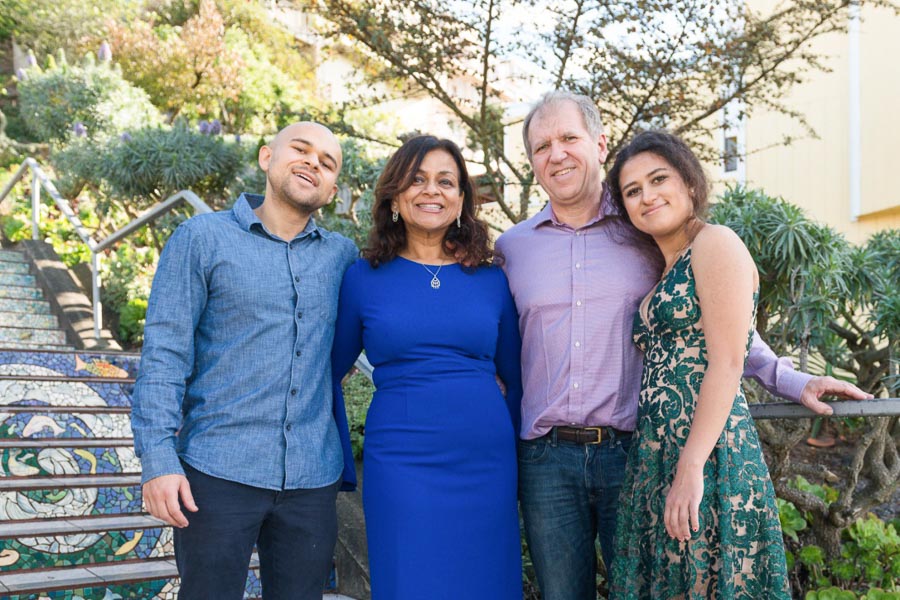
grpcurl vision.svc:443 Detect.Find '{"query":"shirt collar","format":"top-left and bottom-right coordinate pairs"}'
top-left (532, 184), bottom-right (621, 231)
top-left (233, 193), bottom-right (323, 240)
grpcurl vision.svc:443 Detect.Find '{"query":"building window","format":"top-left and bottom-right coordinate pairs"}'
top-left (723, 136), bottom-right (738, 173)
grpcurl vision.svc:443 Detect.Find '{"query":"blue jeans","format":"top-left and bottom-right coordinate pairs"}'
top-left (518, 431), bottom-right (631, 600)
top-left (174, 462), bottom-right (340, 600)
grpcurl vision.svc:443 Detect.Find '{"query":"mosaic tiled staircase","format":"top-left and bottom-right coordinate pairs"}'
top-left (0, 249), bottom-right (265, 599)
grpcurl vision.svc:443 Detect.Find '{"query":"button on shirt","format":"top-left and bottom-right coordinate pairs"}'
top-left (496, 199), bottom-right (811, 439)
top-left (132, 194), bottom-right (358, 490)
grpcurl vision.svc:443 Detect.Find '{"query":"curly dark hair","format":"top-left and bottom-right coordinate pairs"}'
top-left (606, 130), bottom-right (709, 226)
top-left (362, 135), bottom-right (496, 268)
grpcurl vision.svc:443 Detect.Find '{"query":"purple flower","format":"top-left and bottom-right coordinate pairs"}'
top-left (72, 122), bottom-right (87, 137)
top-left (198, 120), bottom-right (210, 135)
top-left (98, 42), bottom-right (112, 62)
top-left (26, 52), bottom-right (37, 67)
top-left (209, 119), bottom-right (222, 135)
top-left (120, 132), bottom-right (133, 142)
top-left (15, 68), bottom-right (27, 81)
top-left (234, 134), bottom-right (241, 144)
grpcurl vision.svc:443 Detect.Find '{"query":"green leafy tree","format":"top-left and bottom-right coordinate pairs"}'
top-left (16, 51), bottom-right (159, 143)
top-left (107, 0), bottom-right (244, 124)
top-left (309, 0), bottom-right (895, 224)
top-left (710, 186), bottom-right (899, 559)
top-left (0, 0), bottom-right (136, 58)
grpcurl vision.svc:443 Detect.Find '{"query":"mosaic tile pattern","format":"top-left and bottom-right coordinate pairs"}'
top-left (0, 286), bottom-right (43, 300)
top-left (0, 273), bottom-right (36, 287)
top-left (0, 312), bottom-right (57, 329)
top-left (1, 571), bottom-right (263, 600)
top-left (0, 526), bottom-right (170, 572)
top-left (0, 250), bottom-right (27, 262)
top-left (0, 260), bottom-right (31, 274)
top-left (1, 445), bottom-right (140, 476)
top-left (1, 411), bottom-right (133, 439)
top-left (0, 299), bottom-right (51, 315)
top-left (0, 485), bottom-right (143, 522)
top-left (4, 578), bottom-right (172, 600)
top-left (0, 352), bottom-right (140, 379)
top-left (0, 328), bottom-right (66, 345)
top-left (0, 377), bottom-right (134, 407)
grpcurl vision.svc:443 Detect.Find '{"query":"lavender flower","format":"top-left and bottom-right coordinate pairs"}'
top-left (26, 52), bottom-right (37, 68)
top-left (209, 119), bottom-right (222, 135)
top-left (198, 120), bottom-right (210, 135)
top-left (15, 68), bottom-right (27, 81)
top-left (120, 132), bottom-right (133, 142)
top-left (234, 134), bottom-right (241, 144)
top-left (98, 42), bottom-right (112, 63)
top-left (72, 122), bottom-right (87, 137)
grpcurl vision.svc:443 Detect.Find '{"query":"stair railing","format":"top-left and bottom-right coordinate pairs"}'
top-left (0, 157), bottom-right (213, 340)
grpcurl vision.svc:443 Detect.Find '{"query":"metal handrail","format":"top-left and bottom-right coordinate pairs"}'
top-left (0, 157), bottom-right (213, 340)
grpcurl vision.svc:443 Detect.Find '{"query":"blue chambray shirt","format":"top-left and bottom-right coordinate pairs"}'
top-left (132, 193), bottom-right (358, 490)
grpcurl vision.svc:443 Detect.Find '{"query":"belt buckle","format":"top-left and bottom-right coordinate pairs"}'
top-left (583, 426), bottom-right (603, 444)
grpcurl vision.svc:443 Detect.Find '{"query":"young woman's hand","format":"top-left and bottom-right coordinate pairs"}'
top-left (664, 463), bottom-right (703, 541)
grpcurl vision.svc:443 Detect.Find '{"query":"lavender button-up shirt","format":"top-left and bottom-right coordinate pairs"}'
top-left (496, 201), bottom-right (811, 439)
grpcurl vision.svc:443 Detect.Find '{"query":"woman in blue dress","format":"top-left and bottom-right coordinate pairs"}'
top-left (331, 135), bottom-right (523, 600)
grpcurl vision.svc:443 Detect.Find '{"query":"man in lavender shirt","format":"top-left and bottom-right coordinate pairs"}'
top-left (495, 90), bottom-right (870, 600)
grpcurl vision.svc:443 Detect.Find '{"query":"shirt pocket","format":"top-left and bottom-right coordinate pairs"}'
top-left (309, 271), bottom-right (340, 324)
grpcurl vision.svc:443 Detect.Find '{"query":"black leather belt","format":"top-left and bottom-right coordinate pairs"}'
top-left (552, 425), bottom-right (633, 445)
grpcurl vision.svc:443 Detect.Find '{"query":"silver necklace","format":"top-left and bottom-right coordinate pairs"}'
top-left (420, 262), bottom-right (444, 289)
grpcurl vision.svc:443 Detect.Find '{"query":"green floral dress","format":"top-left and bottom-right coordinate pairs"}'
top-left (609, 248), bottom-right (790, 600)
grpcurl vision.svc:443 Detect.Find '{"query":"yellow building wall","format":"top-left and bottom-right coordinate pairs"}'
top-left (738, 3), bottom-right (900, 243)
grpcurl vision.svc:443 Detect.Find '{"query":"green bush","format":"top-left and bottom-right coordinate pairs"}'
top-left (17, 51), bottom-right (159, 143)
top-left (118, 298), bottom-right (148, 345)
top-left (341, 369), bottom-right (374, 460)
top-left (101, 123), bottom-right (244, 207)
top-left (783, 501), bottom-right (900, 596)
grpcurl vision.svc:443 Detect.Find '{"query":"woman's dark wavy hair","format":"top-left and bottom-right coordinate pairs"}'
top-left (606, 129), bottom-right (709, 228)
top-left (362, 135), bottom-right (496, 268)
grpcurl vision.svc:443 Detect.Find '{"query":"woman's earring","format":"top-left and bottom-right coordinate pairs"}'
top-left (456, 214), bottom-right (461, 228)
top-left (392, 210), bottom-right (399, 223)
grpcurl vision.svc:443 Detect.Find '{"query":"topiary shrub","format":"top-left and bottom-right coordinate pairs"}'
top-left (17, 50), bottom-right (159, 143)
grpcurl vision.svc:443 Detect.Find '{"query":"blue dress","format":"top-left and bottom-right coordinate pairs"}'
top-left (331, 257), bottom-right (523, 600)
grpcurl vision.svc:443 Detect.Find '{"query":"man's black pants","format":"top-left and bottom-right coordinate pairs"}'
top-left (174, 462), bottom-right (340, 600)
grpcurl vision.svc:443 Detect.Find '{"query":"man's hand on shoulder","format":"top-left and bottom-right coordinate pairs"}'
top-left (799, 376), bottom-right (873, 416)
top-left (143, 473), bottom-right (198, 528)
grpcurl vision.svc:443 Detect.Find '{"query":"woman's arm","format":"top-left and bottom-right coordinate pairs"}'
top-left (330, 262), bottom-right (365, 491)
top-left (494, 271), bottom-right (524, 435)
top-left (664, 224), bottom-right (757, 541)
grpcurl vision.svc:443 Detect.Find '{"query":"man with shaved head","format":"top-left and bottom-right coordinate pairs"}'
top-left (133, 122), bottom-right (358, 599)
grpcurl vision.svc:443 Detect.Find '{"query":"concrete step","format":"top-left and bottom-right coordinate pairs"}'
top-left (0, 311), bottom-right (57, 329)
top-left (0, 249), bottom-right (27, 262)
top-left (0, 349), bottom-right (139, 379)
top-left (0, 285), bottom-right (43, 300)
top-left (0, 340), bottom-right (71, 350)
top-left (0, 515), bottom-right (169, 573)
top-left (0, 298), bottom-right (51, 314)
top-left (0, 474), bottom-right (142, 492)
top-left (0, 260), bottom-right (31, 274)
top-left (0, 273), bottom-right (35, 287)
top-left (0, 555), bottom-right (262, 598)
top-left (0, 437), bottom-right (134, 449)
top-left (0, 326), bottom-right (66, 345)
top-left (0, 513), bottom-right (165, 540)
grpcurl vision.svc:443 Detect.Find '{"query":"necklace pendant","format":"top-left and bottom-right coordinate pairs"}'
top-left (430, 276), bottom-right (441, 289)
